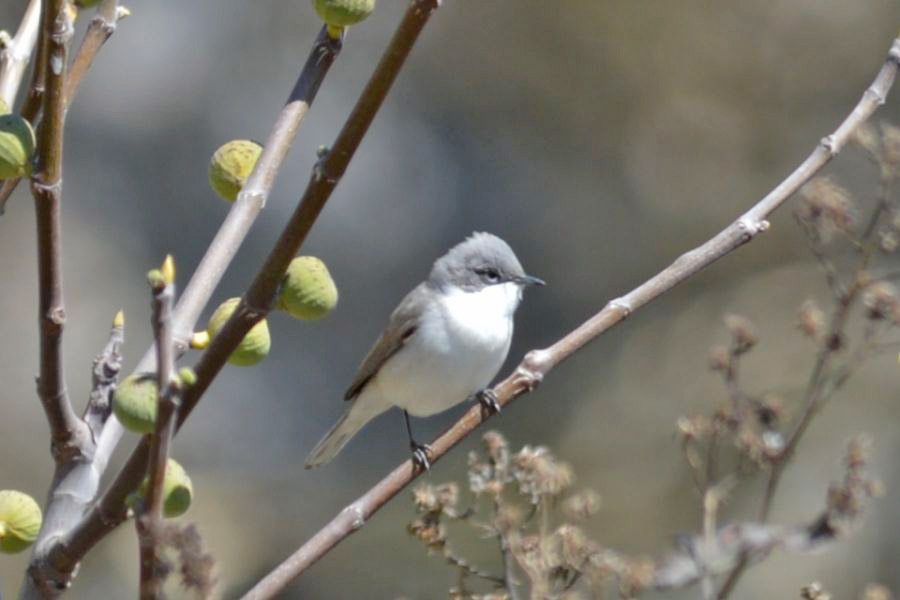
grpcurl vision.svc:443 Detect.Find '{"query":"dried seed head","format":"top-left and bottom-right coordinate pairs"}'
top-left (562, 490), bottom-right (602, 521)
top-left (862, 281), bottom-right (900, 321)
top-left (798, 177), bottom-right (856, 242)
top-left (879, 229), bottom-right (898, 252)
top-left (513, 446), bottom-right (574, 502)
top-left (708, 345), bottom-right (730, 372)
top-left (724, 314), bottom-right (757, 354)
top-left (798, 299), bottom-right (826, 338)
top-left (861, 584), bottom-right (892, 600)
top-left (801, 581), bottom-right (832, 600)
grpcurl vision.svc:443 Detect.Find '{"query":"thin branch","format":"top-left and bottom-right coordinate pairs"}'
top-left (30, 0), bottom-right (90, 463)
top-left (64, 0), bottom-right (124, 107)
top-left (0, 0), bottom-right (126, 214)
top-left (83, 310), bottom-right (124, 439)
top-left (0, 0), bottom-right (41, 107)
top-left (235, 36), bottom-right (900, 600)
top-left (21, 24), bottom-right (343, 598)
top-left (136, 259), bottom-right (178, 600)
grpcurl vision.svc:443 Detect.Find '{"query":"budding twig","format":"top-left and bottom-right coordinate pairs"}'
top-left (0, 0), bottom-right (41, 107)
top-left (136, 257), bottom-right (178, 600)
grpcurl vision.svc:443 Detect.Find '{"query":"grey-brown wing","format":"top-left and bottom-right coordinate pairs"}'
top-left (343, 283), bottom-right (428, 401)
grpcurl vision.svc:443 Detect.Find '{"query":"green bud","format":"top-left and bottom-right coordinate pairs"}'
top-left (277, 256), bottom-right (338, 320)
top-left (178, 367), bottom-right (197, 386)
top-left (0, 490), bottom-right (42, 554)
top-left (113, 374), bottom-right (157, 434)
top-left (207, 298), bottom-right (271, 366)
top-left (208, 140), bottom-right (263, 202)
top-left (0, 114), bottom-right (35, 179)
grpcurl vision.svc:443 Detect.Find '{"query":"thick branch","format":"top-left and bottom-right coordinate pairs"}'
top-left (0, 0), bottom-right (41, 107)
top-left (236, 36), bottom-right (900, 599)
top-left (30, 0), bottom-right (90, 463)
top-left (21, 24), bottom-right (343, 599)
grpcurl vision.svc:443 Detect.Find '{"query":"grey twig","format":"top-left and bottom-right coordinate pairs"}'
top-left (234, 35), bottom-right (900, 600)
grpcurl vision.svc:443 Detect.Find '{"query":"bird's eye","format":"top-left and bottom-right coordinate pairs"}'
top-left (476, 267), bottom-right (502, 283)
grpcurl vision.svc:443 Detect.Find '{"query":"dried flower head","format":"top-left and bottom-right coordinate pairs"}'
top-left (676, 415), bottom-right (711, 441)
top-left (798, 299), bottom-right (826, 338)
top-left (798, 177), bottom-right (856, 242)
top-left (879, 228), bottom-right (898, 253)
top-left (861, 583), bottom-right (893, 600)
top-left (482, 430), bottom-right (510, 473)
top-left (863, 281), bottom-right (900, 321)
top-left (513, 446), bottom-right (574, 503)
top-left (562, 490), bottom-right (602, 521)
top-left (724, 314), bottom-right (757, 354)
top-left (880, 122), bottom-right (900, 166)
top-left (801, 581), bottom-right (832, 600)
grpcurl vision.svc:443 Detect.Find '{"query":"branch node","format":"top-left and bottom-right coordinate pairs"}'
top-left (342, 503), bottom-right (366, 530)
top-left (821, 134), bottom-right (839, 157)
top-left (607, 298), bottom-right (633, 317)
top-left (736, 217), bottom-right (769, 238)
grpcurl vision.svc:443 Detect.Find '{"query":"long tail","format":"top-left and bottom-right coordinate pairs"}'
top-left (304, 398), bottom-right (389, 469)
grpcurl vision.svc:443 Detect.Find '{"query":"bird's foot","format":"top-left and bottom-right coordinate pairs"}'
top-left (476, 388), bottom-right (502, 416)
top-left (410, 441), bottom-right (432, 471)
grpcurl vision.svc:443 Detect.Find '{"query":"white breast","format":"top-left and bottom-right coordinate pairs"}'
top-left (372, 283), bottom-right (521, 417)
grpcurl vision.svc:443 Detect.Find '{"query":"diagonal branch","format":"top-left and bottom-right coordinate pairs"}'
top-left (235, 35), bottom-right (900, 600)
top-left (30, 0), bottom-right (91, 463)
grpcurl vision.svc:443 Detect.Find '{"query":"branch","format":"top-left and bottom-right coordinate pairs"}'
top-left (83, 310), bottom-right (124, 439)
top-left (65, 0), bottom-right (126, 107)
top-left (0, 0), bottom-right (41, 107)
top-left (136, 258), bottom-right (178, 600)
top-left (236, 35), bottom-right (900, 599)
top-left (21, 24), bottom-right (343, 598)
top-left (0, 0), bottom-right (126, 214)
top-left (30, 0), bottom-right (90, 463)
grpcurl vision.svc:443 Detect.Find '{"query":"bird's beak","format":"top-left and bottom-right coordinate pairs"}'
top-left (514, 274), bottom-right (545, 287)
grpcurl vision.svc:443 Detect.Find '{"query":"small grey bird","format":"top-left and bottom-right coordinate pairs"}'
top-left (305, 232), bottom-right (544, 469)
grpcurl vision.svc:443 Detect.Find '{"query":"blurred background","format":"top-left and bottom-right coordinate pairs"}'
top-left (1, 0), bottom-right (900, 598)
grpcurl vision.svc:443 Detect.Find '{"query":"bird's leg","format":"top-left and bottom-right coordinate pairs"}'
top-left (475, 387), bottom-right (502, 416)
top-left (404, 410), bottom-right (431, 470)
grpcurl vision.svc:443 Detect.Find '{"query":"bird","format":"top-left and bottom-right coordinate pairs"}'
top-left (304, 232), bottom-right (544, 469)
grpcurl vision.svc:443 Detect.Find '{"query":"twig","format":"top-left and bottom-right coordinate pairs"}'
top-left (136, 258), bottom-right (178, 600)
top-left (21, 23), bottom-right (342, 598)
top-left (30, 0), bottom-right (90, 463)
top-left (0, 0), bottom-right (41, 107)
top-left (0, 0), bottom-right (126, 214)
top-left (65, 0), bottom-right (124, 107)
top-left (235, 36), bottom-right (900, 600)
top-left (83, 310), bottom-right (124, 440)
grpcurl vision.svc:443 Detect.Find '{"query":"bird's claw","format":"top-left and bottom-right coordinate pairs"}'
top-left (477, 388), bottom-right (502, 416)
top-left (410, 441), bottom-right (432, 471)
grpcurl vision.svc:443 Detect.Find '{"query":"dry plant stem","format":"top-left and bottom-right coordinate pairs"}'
top-left (20, 27), bottom-right (343, 598)
top-left (64, 0), bottom-right (121, 107)
top-left (0, 0), bottom-right (41, 106)
top-left (137, 274), bottom-right (177, 600)
top-left (31, 0), bottom-right (89, 462)
top-left (236, 36), bottom-right (900, 600)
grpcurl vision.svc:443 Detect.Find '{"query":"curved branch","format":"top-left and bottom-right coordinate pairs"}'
top-left (237, 35), bottom-right (900, 600)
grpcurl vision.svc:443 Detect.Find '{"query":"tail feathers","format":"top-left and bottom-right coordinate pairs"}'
top-left (304, 400), bottom-right (387, 469)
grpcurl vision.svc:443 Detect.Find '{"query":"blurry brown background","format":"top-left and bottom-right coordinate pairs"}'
top-left (2, 0), bottom-right (900, 598)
